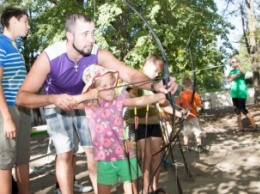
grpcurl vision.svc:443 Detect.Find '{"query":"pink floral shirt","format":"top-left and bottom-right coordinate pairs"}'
top-left (85, 92), bottom-right (135, 161)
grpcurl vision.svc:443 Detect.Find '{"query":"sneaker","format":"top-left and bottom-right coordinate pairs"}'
top-left (161, 156), bottom-right (173, 167)
top-left (54, 182), bottom-right (92, 193)
top-left (54, 187), bottom-right (62, 194)
top-left (12, 176), bottom-right (19, 194)
top-left (182, 145), bottom-right (188, 153)
top-left (74, 181), bottom-right (93, 193)
top-left (253, 124), bottom-right (258, 132)
top-left (196, 145), bottom-right (206, 153)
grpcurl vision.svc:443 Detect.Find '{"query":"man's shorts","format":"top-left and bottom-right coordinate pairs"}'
top-left (182, 117), bottom-right (202, 137)
top-left (97, 157), bottom-right (141, 185)
top-left (44, 105), bottom-right (92, 154)
top-left (0, 107), bottom-right (31, 169)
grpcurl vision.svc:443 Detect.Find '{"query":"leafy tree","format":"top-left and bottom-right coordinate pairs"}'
top-left (0, 0), bottom-right (234, 92)
top-left (93, 0), bottom-right (233, 91)
top-left (224, 0), bottom-right (260, 104)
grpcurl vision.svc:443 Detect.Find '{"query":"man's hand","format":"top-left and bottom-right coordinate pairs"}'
top-left (53, 94), bottom-right (78, 110)
top-left (154, 77), bottom-right (178, 95)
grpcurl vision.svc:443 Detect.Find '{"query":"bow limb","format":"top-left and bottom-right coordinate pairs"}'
top-left (122, 0), bottom-right (175, 110)
top-left (187, 45), bottom-right (196, 112)
top-left (184, 29), bottom-right (197, 115)
top-left (122, 1), bottom-right (178, 192)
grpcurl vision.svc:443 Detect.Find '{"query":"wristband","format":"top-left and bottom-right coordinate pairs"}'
top-left (151, 82), bottom-right (158, 93)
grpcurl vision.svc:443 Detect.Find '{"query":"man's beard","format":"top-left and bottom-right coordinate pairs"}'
top-left (72, 43), bottom-right (92, 56)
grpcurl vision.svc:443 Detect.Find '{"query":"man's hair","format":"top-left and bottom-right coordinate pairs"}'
top-left (1, 6), bottom-right (28, 28)
top-left (65, 13), bottom-right (92, 33)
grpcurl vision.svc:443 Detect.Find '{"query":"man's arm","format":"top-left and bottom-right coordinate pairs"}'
top-left (16, 53), bottom-right (76, 109)
top-left (98, 49), bottom-right (177, 94)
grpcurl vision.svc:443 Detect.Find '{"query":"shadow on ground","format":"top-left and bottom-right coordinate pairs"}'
top-left (29, 105), bottom-right (260, 194)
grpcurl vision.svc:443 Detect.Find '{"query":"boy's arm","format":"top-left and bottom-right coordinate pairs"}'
top-left (0, 68), bottom-right (17, 138)
top-left (195, 93), bottom-right (203, 108)
top-left (124, 92), bottom-right (165, 107)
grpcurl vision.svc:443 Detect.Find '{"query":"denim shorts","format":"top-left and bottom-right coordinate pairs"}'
top-left (97, 157), bottom-right (141, 185)
top-left (44, 105), bottom-right (92, 154)
top-left (0, 107), bottom-right (31, 169)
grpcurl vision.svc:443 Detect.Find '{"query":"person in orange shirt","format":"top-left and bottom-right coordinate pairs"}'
top-left (176, 77), bottom-right (205, 153)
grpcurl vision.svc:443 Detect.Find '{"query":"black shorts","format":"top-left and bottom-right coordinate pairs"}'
top-left (232, 98), bottom-right (248, 115)
top-left (128, 124), bottom-right (162, 141)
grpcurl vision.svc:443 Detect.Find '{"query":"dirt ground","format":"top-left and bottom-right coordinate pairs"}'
top-left (28, 105), bottom-right (260, 194)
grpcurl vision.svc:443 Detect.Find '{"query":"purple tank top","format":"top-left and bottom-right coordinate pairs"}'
top-left (43, 41), bottom-right (99, 95)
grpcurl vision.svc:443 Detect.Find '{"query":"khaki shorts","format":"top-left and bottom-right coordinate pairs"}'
top-left (0, 107), bottom-right (31, 169)
top-left (182, 117), bottom-right (202, 137)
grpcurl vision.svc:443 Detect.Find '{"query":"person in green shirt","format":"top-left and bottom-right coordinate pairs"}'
top-left (227, 57), bottom-right (257, 132)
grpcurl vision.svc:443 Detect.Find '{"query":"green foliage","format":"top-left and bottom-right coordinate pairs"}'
top-left (199, 72), bottom-right (224, 92)
top-left (0, 0), bottom-right (235, 92)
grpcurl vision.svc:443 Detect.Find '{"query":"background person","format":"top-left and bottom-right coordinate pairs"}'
top-left (126, 55), bottom-right (167, 194)
top-left (227, 57), bottom-right (257, 132)
top-left (176, 77), bottom-right (205, 153)
top-left (0, 7), bottom-right (30, 194)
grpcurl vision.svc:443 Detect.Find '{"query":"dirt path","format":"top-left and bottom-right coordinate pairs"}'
top-left (29, 105), bottom-right (260, 194)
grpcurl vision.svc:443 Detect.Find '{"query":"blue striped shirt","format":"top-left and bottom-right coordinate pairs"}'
top-left (0, 34), bottom-right (27, 106)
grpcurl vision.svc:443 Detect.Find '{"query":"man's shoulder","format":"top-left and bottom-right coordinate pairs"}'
top-left (91, 44), bottom-right (99, 55)
top-left (44, 41), bottom-right (66, 60)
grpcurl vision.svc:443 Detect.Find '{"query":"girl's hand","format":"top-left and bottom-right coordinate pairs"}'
top-left (88, 89), bottom-right (99, 100)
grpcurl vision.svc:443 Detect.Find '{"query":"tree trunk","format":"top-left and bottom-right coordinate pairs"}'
top-left (246, 0), bottom-right (260, 104)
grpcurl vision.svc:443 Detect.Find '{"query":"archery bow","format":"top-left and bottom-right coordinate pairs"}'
top-left (122, 1), bottom-right (174, 105)
top-left (122, 1), bottom-right (180, 193)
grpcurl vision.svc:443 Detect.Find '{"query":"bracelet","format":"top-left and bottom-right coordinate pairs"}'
top-left (151, 82), bottom-right (158, 93)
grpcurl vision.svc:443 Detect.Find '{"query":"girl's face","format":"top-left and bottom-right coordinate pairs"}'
top-left (230, 59), bottom-right (238, 68)
top-left (143, 61), bottom-right (162, 79)
top-left (96, 73), bottom-right (117, 102)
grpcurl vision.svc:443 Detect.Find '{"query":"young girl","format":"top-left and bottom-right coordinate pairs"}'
top-left (73, 65), bottom-right (167, 194)
top-left (125, 55), bottom-right (167, 194)
top-left (227, 57), bottom-right (257, 132)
